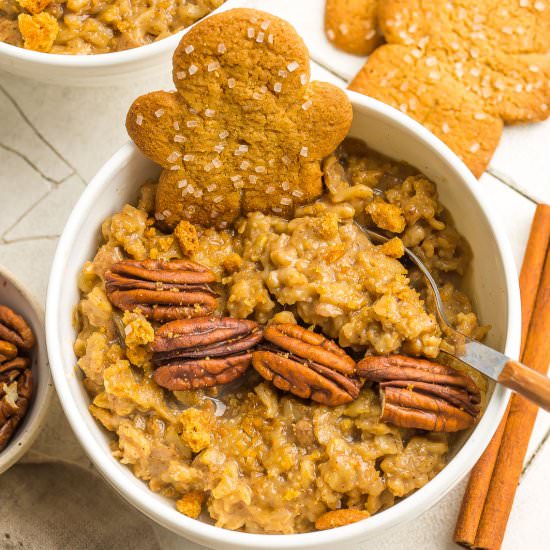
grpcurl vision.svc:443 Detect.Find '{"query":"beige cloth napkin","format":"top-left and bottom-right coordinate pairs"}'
top-left (0, 396), bottom-right (204, 550)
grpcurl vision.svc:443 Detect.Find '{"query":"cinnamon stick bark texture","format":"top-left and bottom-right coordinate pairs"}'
top-left (475, 245), bottom-right (550, 549)
top-left (454, 204), bottom-right (550, 549)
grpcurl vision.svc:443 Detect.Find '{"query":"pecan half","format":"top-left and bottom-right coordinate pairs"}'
top-left (0, 305), bottom-right (35, 352)
top-left (152, 317), bottom-right (263, 390)
top-left (0, 340), bottom-right (17, 363)
top-left (0, 364), bottom-right (32, 452)
top-left (105, 259), bottom-right (218, 322)
top-left (251, 324), bottom-right (361, 407)
top-left (357, 354), bottom-right (481, 432)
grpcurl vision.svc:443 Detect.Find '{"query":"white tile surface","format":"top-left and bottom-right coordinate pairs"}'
top-left (0, 1), bottom-right (548, 548)
top-left (5, 174), bottom-right (86, 242)
top-left (0, 149), bottom-right (50, 236)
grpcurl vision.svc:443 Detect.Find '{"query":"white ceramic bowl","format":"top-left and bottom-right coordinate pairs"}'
top-left (0, 0), bottom-right (241, 86)
top-left (0, 267), bottom-right (53, 475)
top-left (46, 91), bottom-right (521, 549)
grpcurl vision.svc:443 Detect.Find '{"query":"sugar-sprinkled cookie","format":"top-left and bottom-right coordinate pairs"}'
top-left (349, 0), bottom-right (550, 177)
top-left (126, 8), bottom-right (353, 228)
top-left (325, 0), bottom-right (382, 56)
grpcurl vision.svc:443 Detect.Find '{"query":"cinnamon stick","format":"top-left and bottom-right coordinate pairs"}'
top-left (474, 242), bottom-right (550, 548)
top-left (454, 204), bottom-right (550, 548)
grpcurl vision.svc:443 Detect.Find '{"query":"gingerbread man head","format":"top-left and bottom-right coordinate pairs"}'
top-left (126, 8), bottom-right (353, 228)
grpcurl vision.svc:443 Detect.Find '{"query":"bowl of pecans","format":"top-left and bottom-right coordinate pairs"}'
top-left (0, 266), bottom-right (52, 475)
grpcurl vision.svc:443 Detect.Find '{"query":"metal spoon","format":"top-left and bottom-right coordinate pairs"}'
top-left (363, 226), bottom-right (550, 412)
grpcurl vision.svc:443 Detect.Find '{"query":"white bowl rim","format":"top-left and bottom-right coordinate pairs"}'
top-left (0, 0), bottom-right (242, 69)
top-left (46, 90), bottom-right (521, 548)
top-left (0, 265), bottom-right (53, 475)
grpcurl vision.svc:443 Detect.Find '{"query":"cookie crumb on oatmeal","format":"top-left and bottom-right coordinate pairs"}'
top-left (379, 237), bottom-right (405, 259)
top-left (18, 12), bottom-right (58, 52)
top-left (366, 201), bottom-right (406, 233)
top-left (176, 491), bottom-right (205, 519)
top-left (221, 253), bottom-right (243, 274)
top-left (122, 310), bottom-right (154, 348)
top-left (174, 220), bottom-right (199, 257)
top-left (16, 0), bottom-right (51, 14)
top-left (179, 407), bottom-right (212, 453)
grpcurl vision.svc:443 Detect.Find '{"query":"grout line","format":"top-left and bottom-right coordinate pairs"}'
top-left (0, 235), bottom-right (60, 245)
top-left (311, 59), bottom-right (348, 83)
top-left (0, 84), bottom-right (84, 181)
top-left (0, 142), bottom-right (73, 186)
top-left (0, 188), bottom-right (53, 243)
top-left (521, 425), bottom-right (550, 479)
top-left (487, 167), bottom-right (541, 204)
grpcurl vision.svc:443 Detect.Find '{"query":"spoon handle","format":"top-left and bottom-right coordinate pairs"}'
top-left (443, 338), bottom-right (550, 412)
top-left (498, 360), bottom-right (550, 411)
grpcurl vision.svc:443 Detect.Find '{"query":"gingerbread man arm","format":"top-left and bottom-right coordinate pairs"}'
top-left (295, 81), bottom-right (353, 159)
top-left (126, 91), bottom-right (185, 170)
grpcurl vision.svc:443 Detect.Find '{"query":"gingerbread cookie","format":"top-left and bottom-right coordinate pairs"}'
top-left (325, 0), bottom-right (382, 55)
top-left (126, 8), bottom-right (353, 229)
top-left (349, 0), bottom-right (550, 177)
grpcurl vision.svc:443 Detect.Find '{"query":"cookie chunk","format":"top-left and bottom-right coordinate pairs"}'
top-left (325, 0), bottom-right (382, 55)
top-left (349, 0), bottom-right (550, 177)
top-left (16, 0), bottom-right (51, 14)
top-left (18, 12), bottom-right (58, 52)
top-left (126, 8), bottom-right (353, 228)
top-left (174, 220), bottom-right (199, 256)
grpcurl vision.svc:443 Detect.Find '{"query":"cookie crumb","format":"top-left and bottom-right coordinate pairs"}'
top-left (379, 237), bottom-right (405, 258)
top-left (176, 491), bottom-right (205, 519)
top-left (222, 253), bottom-right (243, 273)
top-left (18, 12), bottom-right (58, 53)
top-left (174, 220), bottom-right (199, 256)
top-left (366, 201), bottom-right (406, 233)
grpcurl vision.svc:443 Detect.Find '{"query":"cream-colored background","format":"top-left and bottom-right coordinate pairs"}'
top-left (1, 0), bottom-right (549, 548)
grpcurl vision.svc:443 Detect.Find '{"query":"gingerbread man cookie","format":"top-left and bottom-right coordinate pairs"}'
top-left (126, 8), bottom-right (353, 228)
top-left (349, 0), bottom-right (550, 177)
top-left (325, 0), bottom-right (382, 56)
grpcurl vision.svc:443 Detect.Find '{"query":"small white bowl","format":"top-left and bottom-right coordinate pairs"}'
top-left (46, 91), bottom-right (521, 549)
top-left (0, 0), bottom-right (242, 87)
top-left (0, 267), bottom-right (53, 475)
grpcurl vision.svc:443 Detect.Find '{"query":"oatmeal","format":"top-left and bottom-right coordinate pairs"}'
top-left (74, 140), bottom-right (487, 533)
top-left (0, 0), bottom-right (224, 53)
